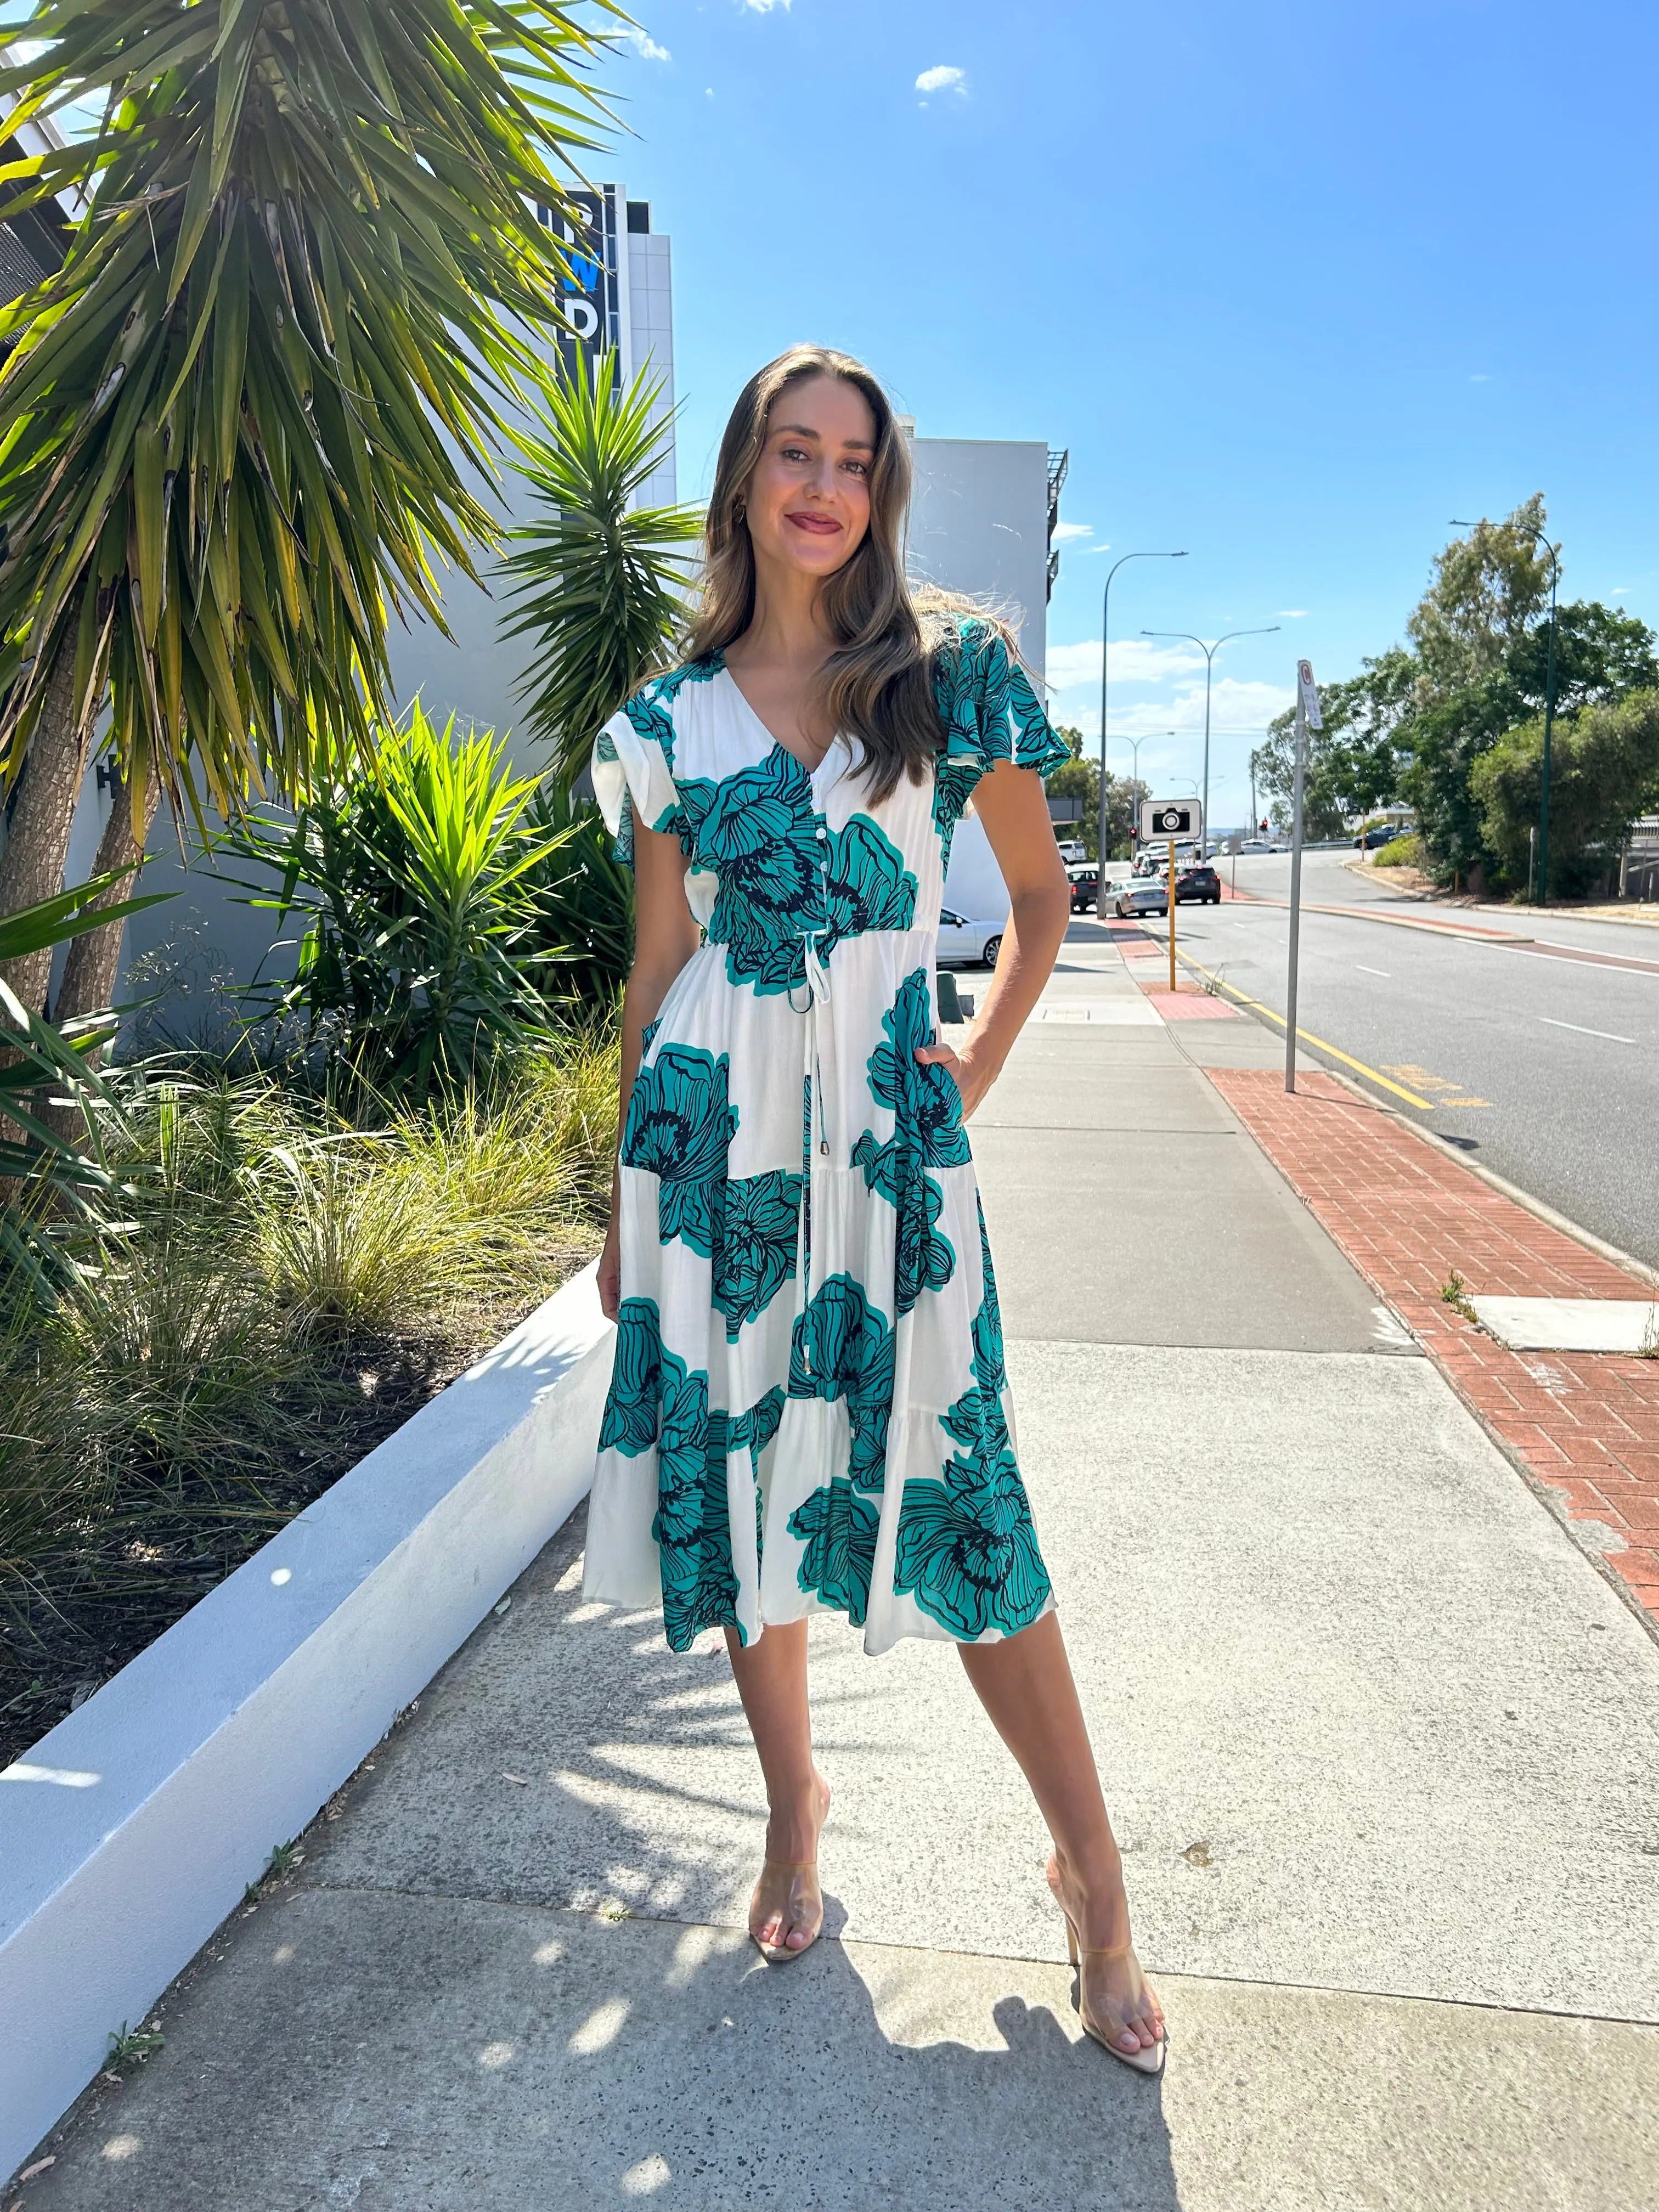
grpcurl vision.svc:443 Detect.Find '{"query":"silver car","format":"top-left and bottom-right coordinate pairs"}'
top-left (937, 906), bottom-right (1005, 968)
top-left (1115, 879), bottom-right (1169, 918)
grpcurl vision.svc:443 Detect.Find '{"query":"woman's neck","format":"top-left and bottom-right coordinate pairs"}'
top-left (727, 560), bottom-right (834, 676)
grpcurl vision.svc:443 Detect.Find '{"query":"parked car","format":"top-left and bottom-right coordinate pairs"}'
top-left (1353, 823), bottom-right (1397, 849)
top-left (938, 906), bottom-right (1005, 967)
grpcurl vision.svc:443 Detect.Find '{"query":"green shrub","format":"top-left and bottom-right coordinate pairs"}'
top-left (1470, 689), bottom-right (1659, 894)
top-left (1374, 832), bottom-right (1424, 868)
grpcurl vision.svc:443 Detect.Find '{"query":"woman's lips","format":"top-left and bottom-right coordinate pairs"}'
top-left (785, 510), bottom-right (842, 536)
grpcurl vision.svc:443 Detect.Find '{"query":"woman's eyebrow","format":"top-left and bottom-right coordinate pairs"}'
top-left (771, 422), bottom-right (875, 451)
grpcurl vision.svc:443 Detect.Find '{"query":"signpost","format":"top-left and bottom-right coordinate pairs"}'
top-left (1141, 798), bottom-right (1203, 993)
top-left (1285, 661), bottom-right (1322, 1093)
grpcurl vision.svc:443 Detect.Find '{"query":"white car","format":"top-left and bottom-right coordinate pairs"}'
top-left (938, 906), bottom-right (1005, 968)
top-left (1115, 879), bottom-right (1170, 918)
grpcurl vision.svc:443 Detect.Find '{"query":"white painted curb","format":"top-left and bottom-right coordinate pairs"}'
top-left (0, 1260), bottom-right (614, 2180)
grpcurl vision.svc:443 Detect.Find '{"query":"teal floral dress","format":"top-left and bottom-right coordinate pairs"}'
top-left (584, 619), bottom-right (1068, 1657)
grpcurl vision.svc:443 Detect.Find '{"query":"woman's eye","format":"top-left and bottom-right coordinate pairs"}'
top-left (842, 459), bottom-right (868, 477)
top-left (780, 444), bottom-right (809, 462)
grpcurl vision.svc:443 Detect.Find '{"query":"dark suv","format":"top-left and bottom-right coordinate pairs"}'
top-left (1176, 865), bottom-right (1221, 906)
top-left (1069, 870), bottom-right (1099, 912)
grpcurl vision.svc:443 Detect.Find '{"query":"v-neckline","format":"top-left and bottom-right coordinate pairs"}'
top-left (719, 663), bottom-right (838, 785)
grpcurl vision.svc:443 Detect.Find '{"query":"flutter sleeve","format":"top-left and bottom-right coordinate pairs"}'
top-left (932, 617), bottom-right (1069, 841)
top-left (590, 686), bottom-right (684, 867)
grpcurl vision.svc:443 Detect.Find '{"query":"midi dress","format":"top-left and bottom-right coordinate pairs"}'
top-left (583, 617), bottom-right (1069, 1657)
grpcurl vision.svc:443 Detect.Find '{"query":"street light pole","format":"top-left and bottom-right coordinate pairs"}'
top-left (1451, 518), bottom-right (1560, 902)
top-left (1142, 625), bottom-right (1280, 854)
top-left (1096, 550), bottom-right (1188, 916)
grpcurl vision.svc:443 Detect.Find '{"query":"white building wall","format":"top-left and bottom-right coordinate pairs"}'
top-left (628, 231), bottom-right (677, 511)
top-left (905, 437), bottom-right (1049, 673)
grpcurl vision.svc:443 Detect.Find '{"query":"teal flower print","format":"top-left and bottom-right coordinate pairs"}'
top-left (789, 1272), bottom-right (894, 1491)
top-left (865, 969), bottom-right (972, 1170)
top-left (678, 749), bottom-right (823, 995)
top-left (714, 1170), bottom-right (803, 1340)
top-left (851, 1130), bottom-right (955, 1316)
top-left (653, 1358), bottom-right (741, 1652)
top-left (621, 1044), bottom-right (736, 1256)
top-left (972, 1197), bottom-right (1008, 1400)
top-left (598, 1297), bottom-right (662, 1457)
top-left (729, 1384), bottom-right (785, 1463)
top-left (788, 1476), bottom-right (881, 1627)
top-left (929, 619), bottom-right (1069, 860)
top-left (623, 653), bottom-right (725, 772)
top-left (853, 969), bottom-right (966, 1314)
top-left (822, 815), bottom-right (917, 956)
top-left (730, 1383), bottom-right (785, 1570)
top-left (639, 1015), bottom-right (662, 1057)
top-left (893, 1441), bottom-right (1052, 1642)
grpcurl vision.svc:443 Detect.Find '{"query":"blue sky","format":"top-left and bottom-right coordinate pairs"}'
top-left (596, 0), bottom-right (1659, 827)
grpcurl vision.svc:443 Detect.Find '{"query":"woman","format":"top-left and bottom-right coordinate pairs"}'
top-left (586, 344), bottom-right (1166, 2073)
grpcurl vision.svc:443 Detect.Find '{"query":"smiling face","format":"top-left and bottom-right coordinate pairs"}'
top-left (741, 373), bottom-right (877, 588)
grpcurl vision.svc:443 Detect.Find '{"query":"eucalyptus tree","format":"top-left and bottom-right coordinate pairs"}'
top-left (0, 0), bottom-right (614, 1024)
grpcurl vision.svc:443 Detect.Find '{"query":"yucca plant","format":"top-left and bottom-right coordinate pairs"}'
top-left (222, 702), bottom-right (574, 1101)
top-left (0, 872), bottom-right (171, 1294)
top-left (0, 0), bottom-right (616, 1027)
top-left (500, 347), bottom-right (702, 790)
top-left (520, 778), bottom-right (634, 1008)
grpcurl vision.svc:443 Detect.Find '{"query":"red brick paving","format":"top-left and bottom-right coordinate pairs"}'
top-left (1210, 1068), bottom-right (1659, 1623)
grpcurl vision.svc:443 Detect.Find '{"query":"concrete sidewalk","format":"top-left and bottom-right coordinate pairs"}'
top-left (20, 924), bottom-right (1659, 2210)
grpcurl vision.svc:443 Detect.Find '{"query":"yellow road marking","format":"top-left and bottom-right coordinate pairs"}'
top-left (1169, 947), bottom-right (1438, 1108)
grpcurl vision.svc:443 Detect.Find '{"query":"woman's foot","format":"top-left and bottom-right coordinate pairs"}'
top-left (749, 1769), bottom-right (831, 1961)
top-left (1046, 1851), bottom-right (1166, 2063)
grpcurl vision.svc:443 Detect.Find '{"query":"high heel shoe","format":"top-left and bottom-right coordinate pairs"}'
top-left (749, 1859), bottom-right (822, 1964)
top-left (1061, 1910), bottom-right (1167, 2078)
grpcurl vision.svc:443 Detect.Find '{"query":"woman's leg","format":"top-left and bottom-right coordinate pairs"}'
top-left (957, 1611), bottom-right (1163, 2052)
top-left (725, 1620), bottom-right (830, 1953)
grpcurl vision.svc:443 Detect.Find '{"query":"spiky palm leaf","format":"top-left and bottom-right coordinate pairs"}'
top-left (0, 873), bottom-right (171, 1293)
top-left (500, 347), bottom-right (702, 789)
top-left (0, 0), bottom-right (617, 835)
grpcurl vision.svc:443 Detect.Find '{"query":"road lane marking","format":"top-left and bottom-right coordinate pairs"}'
top-left (1539, 1015), bottom-right (1637, 1045)
top-left (1167, 949), bottom-right (1437, 1108)
top-left (1357, 964), bottom-right (1391, 977)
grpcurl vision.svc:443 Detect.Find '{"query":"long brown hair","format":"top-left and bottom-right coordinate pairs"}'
top-left (680, 344), bottom-right (962, 802)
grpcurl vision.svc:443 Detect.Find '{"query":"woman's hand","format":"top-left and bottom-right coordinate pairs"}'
top-left (597, 1211), bottom-right (622, 1322)
top-left (914, 1038), bottom-right (996, 1119)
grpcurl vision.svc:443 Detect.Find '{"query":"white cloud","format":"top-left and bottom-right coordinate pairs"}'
top-left (1469, 373), bottom-right (1490, 383)
top-left (1276, 608), bottom-right (1307, 619)
top-left (1050, 521), bottom-right (1093, 544)
top-left (1046, 638), bottom-right (1206, 691)
top-left (915, 64), bottom-right (967, 95)
top-left (625, 27), bottom-right (671, 60)
top-left (742, 0), bottom-right (789, 11)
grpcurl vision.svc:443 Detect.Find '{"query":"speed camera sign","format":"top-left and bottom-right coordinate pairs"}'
top-left (1140, 798), bottom-right (1204, 842)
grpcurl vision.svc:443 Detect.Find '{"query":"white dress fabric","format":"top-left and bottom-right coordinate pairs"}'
top-left (582, 619), bottom-right (1069, 1657)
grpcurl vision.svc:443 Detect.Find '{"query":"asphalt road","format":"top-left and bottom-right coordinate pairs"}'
top-left (1123, 850), bottom-right (1659, 1269)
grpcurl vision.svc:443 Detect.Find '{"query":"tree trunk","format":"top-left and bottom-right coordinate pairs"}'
top-left (0, 640), bottom-right (91, 1017)
top-left (54, 774), bottom-right (161, 1029)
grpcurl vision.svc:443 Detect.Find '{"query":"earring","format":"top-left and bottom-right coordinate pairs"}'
top-left (733, 497), bottom-right (747, 521)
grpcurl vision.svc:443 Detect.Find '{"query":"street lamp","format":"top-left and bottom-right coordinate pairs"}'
top-left (1096, 550), bottom-right (1188, 915)
top-left (1451, 518), bottom-right (1560, 902)
top-left (1141, 625), bottom-right (1280, 854)
top-left (1121, 731), bottom-right (1175, 858)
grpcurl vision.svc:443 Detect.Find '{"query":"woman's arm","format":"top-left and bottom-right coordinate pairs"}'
top-left (914, 759), bottom-right (1070, 1116)
top-left (598, 806), bottom-right (702, 1319)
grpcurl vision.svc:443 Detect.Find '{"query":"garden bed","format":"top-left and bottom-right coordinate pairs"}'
top-left (0, 1034), bottom-right (616, 1769)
